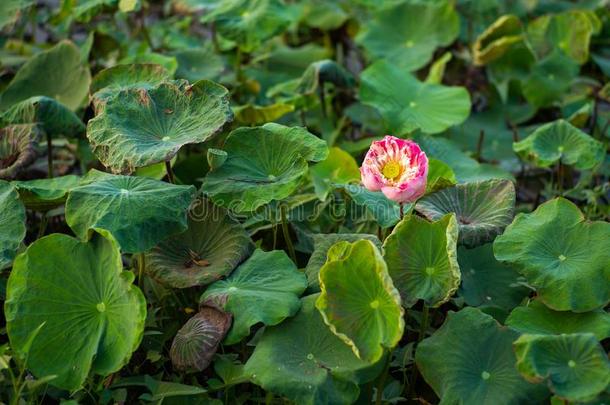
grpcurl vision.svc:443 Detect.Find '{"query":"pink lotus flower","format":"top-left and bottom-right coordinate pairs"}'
top-left (360, 136), bottom-right (428, 203)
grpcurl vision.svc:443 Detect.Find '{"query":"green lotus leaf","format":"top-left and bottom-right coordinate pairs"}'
top-left (494, 197), bottom-right (610, 312)
top-left (0, 124), bottom-right (41, 180)
top-left (0, 181), bottom-right (26, 270)
top-left (506, 300), bottom-right (610, 341)
top-left (360, 60), bottom-right (471, 135)
top-left (12, 175), bottom-right (81, 211)
top-left (201, 249), bottom-right (307, 345)
top-left (233, 103), bottom-right (294, 125)
top-left (71, 0), bottom-right (117, 22)
top-left (316, 239), bottom-right (404, 363)
top-left (527, 10), bottom-right (601, 65)
top-left (343, 184), bottom-right (402, 228)
top-left (145, 198), bottom-right (253, 288)
top-left (425, 52), bottom-right (452, 84)
top-left (0, 0), bottom-right (34, 29)
top-left (383, 214), bottom-right (460, 308)
top-left (0, 96), bottom-right (85, 138)
top-left (202, 0), bottom-right (293, 53)
top-left (297, 59), bottom-right (355, 94)
top-left (521, 50), bottom-right (579, 108)
top-left (170, 305), bottom-right (232, 372)
top-left (87, 79), bottom-right (232, 174)
top-left (513, 119), bottom-right (605, 170)
top-left (66, 170), bottom-right (197, 253)
top-left (202, 123), bottom-right (328, 212)
top-left (473, 15), bottom-right (525, 65)
top-left (300, 0), bottom-right (347, 31)
top-left (173, 45), bottom-right (224, 83)
top-left (5, 230), bottom-right (146, 391)
top-left (0, 41), bottom-right (91, 111)
top-left (458, 244), bottom-right (529, 312)
top-left (244, 294), bottom-right (381, 405)
top-left (416, 307), bottom-right (546, 405)
top-left (310, 147), bottom-right (360, 201)
top-left (90, 63), bottom-right (171, 110)
top-left (426, 158), bottom-right (457, 193)
top-left (514, 333), bottom-right (610, 402)
top-left (304, 233), bottom-right (381, 292)
top-left (416, 179), bottom-right (516, 248)
top-left (356, 0), bottom-right (459, 71)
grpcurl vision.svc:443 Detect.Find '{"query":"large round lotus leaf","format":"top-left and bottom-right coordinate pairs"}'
top-left (343, 184), bottom-right (402, 228)
top-left (172, 45), bottom-right (224, 83)
top-left (416, 179), bottom-right (516, 248)
top-left (170, 305), bottom-right (232, 372)
top-left (0, 181), bottom-right (26, 270)
top-left (383, 214), bottom-right (460, 308)
top-left (202, 123), bottom-right (328, 212)
top-left (360, 60), bottom-right (471, 135)
top-left (0, 96), bottom-right (85, 138)
top-left (356, 0), bottom-right (459, 71)
top-left (66, 170), bottom-right (197, 254)
top-left (0, 124), bottom-right (40, 180)
top-left (310, 147), bottom-right (360, 201)
top-left (244, 294), bottom-right (381, 405)
top-left (415, 307), bottom-right (547, 405)
top-left (305, 233), bottom-right (382, 292)
top-left (316, 239), bottom-right (404, 363)
top-left (0, 41), bottom-right (91, 111)
top-left (527, 10), bottom-right (601, 65)
top-left (521, 50), bottom-right (579, 108)
top-left (201, 249), bottom-right (307, 345)
top-left (12, 175), bottom-right (81, 211)
top-left (473, 15), bottom-right (524, 66)
top-left (494, 197), bottom-right (610, 312)
top-left (0, 0), bottom-right (33, 29)
top-left (513, 120), bottom-right (605, 170)
top-left (145, 198), bottom-right (253, 288)
top-left (507, 300), bottom-right (610, 341)
top-left (458, 244), bottom-right (529, 311)
top-left (87, 79), bottom-right (232, 174)
top-left (5, 230), bottom-right (146, 391)
top-left (202, 0), bottom-right (292, 53)
top-left (90, 63), bottom-right (170, 110)
top-left (514, 333), bottom-right (610, 402)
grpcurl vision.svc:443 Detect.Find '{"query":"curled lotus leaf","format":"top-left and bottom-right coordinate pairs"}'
top-left (0, 180), bottom-right (26, 270)
top-left (0, 124), bottom-right (41, 180)
top-left (87, 79), bottom-right (232, 174)
top-left (473, 15), bottom-right (525, 66)
top-left (12, 175), bottom-right (81, 211)
top-left (170, 305), bottom-right (232, 372)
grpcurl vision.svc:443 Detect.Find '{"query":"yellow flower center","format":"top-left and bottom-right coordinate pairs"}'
top-left (382, 161), bottom-right (401, 180)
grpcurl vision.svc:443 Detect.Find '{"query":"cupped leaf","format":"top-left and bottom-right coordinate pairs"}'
top-left (310, 147), bottom-right (360, 201)
top-left (202, 0), bottom-right (293, 52)
top-left (360, 60), bottom-right (471, 135)
top-left (415, 307), bottom-right (547, 405)
top-left (201, 249), bottom-right (307, 345)
top-left (416, 179), bottom-right (516, 248)
top-left (305, 233), bottom-right (382, 292)
top-left (202, 123), bottom-right (328, 212)
top-left (343, 184), bottom-right (402, 228)
top-left (0, 41), bottom-right (91, 111)
top-left (0, 124), bottom-right (41, 180)
top-left (0, 96), bottom-right (85, 138)
top-left (316, 239), bottom-right (404, 363)
top-left (494, 197), bottom-right (610, 312)
top-left (297, 59), bottom-right (355, 94)
top-left (90, 63), bottom-right (171, 110)
top-left (514, 333), bottom-right (610, 402)
top-left (0, 181), bottom-right (26, 270)
top-left (170, 305), bottom-right (232, 372)
top-left (513, 119), bottom-right (605, 170)
top-left (145, 198), bottom-right (253, 288)
top-left (244, 294), bottom-right (382, 405)
top-left (233, 103), bottom-right (294, 125)
top-left (458, 244), bottom-right (529, 312)
top-left (66, 170), bottom-right (197, 253)
top-left (383, 214), bottom-right (460, 308)
top-left (12, 175), bottom-right (80, 211)
top-left (473, 15), bottom-right (524, 66)
top-left (5, 230), bottom-right (146, 391)
top-left (356, 0), bottom-right (459, 71)
top-left (507, 300), bottom-right (610, 341)
top-left (87, 79), bottom-right (232, 173)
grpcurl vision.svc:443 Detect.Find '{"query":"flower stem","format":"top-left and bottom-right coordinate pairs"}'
top-left (46, 133), bottom-right (53, 178)
top-left (399, 203), bottom-right (404, 219)
top-left (165, 160), bottom-right (175, 184)
top-left (280, 205), bottom-right (297, 263)
top-left (37, 213), bottom-right (48, 240)
top-left (375, 354), bottom-right (391, 405)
